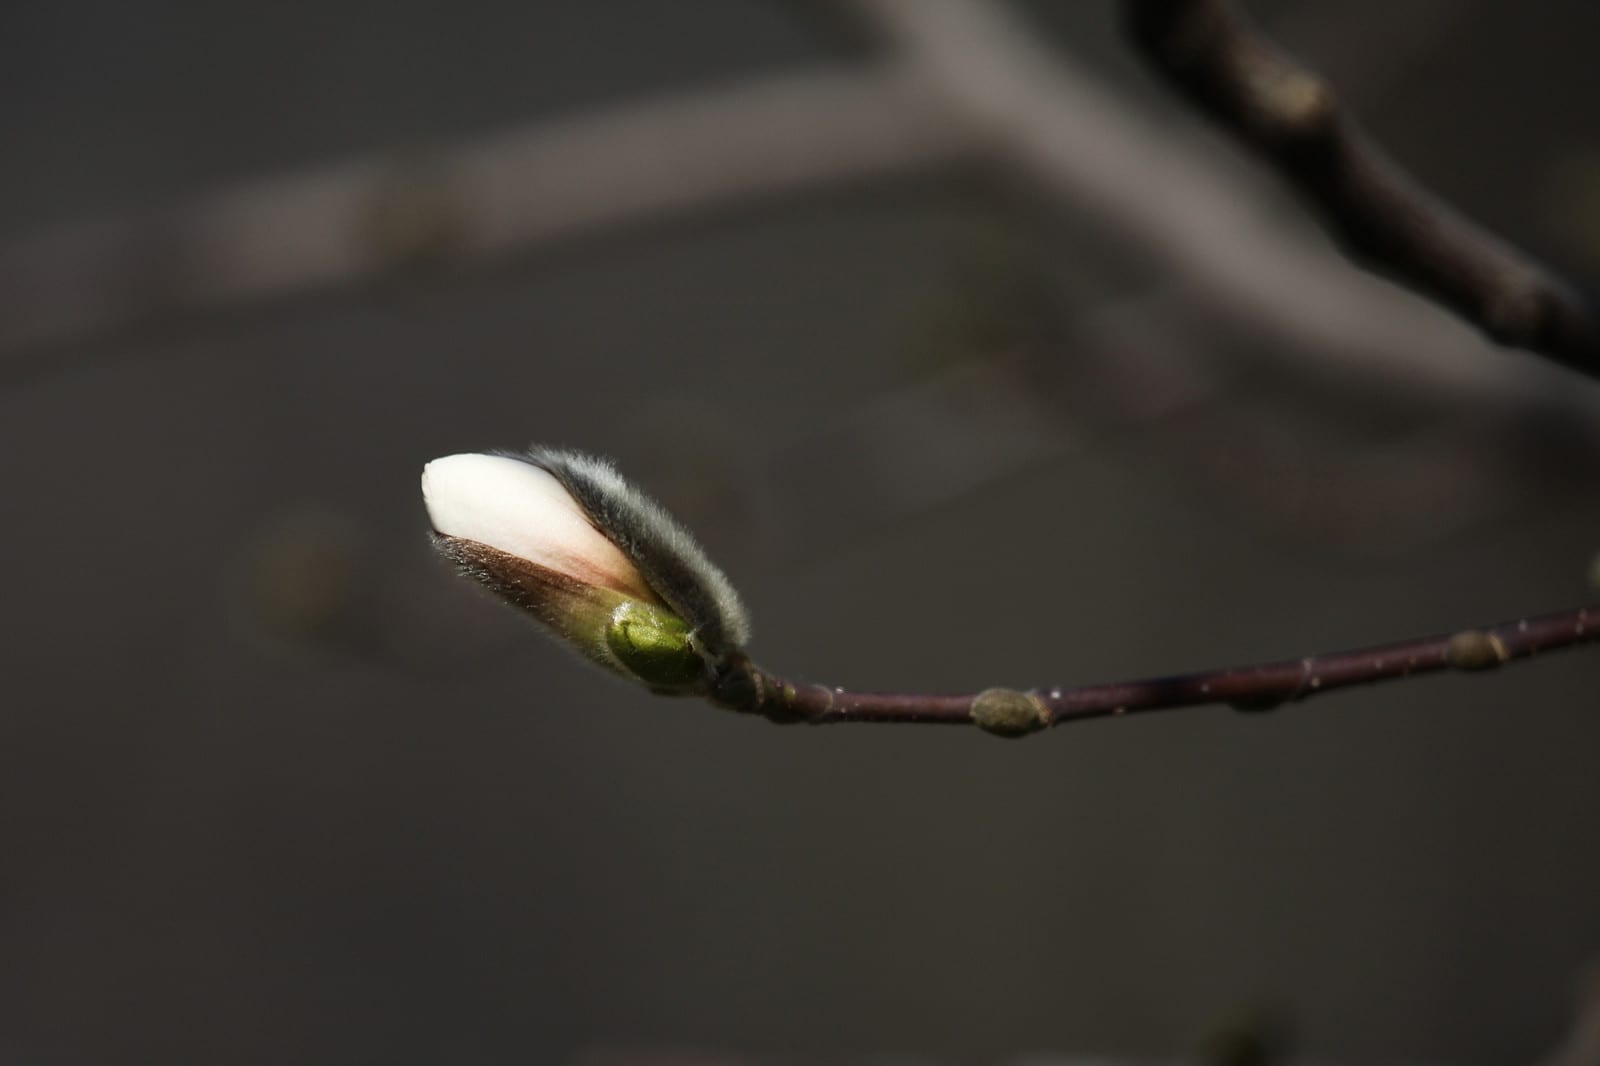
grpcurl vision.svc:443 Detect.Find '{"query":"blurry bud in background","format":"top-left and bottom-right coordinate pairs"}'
top-left (360, 158), bottom-right (468, 272)
top-left (228, 506), bottom-right (370, 655)
top-left (422, 449), bottom-right (750, 695)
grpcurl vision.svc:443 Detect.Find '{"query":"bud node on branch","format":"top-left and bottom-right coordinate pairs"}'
top-left (1445, 629), bottom-right (1509, 672)
top-left (970, 688), bottom-right (1051, 738)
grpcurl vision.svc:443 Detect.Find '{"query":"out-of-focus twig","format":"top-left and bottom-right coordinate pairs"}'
top-left (1123, 0), bottom-right (1600, 376)
top-left (6, 0), bottom-right (1600, 442)
top-left (0, 69), bottom-right (966, 366)
top-left (847, 0), bottom-right (1600, 418)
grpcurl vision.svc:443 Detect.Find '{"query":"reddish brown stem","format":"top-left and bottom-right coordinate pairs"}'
top-left (710, 605), bottom-right (1600, 737)
top-left (1123, 0), bottom-right (1600, 377)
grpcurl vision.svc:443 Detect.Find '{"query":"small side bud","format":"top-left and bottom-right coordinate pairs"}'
top-left (970, 688), bottom-right (1048, 738)
top-left (605, 601), bottom-right (703, 693)
top-left (1445, 629), bottom-right (1508, 671)
top-left (1266, 71), bottom-right (1333, 136)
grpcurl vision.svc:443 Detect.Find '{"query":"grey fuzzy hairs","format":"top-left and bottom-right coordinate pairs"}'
top-left (513, 445), bottom-right (751, 658)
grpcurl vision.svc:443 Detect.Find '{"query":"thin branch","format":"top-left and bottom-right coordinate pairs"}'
top-left (1123, 0), bottom-right (1600, 376)
top-left (708, 604), bottom-right (1600, 736)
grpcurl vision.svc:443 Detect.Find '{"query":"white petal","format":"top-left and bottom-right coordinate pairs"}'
top-left (421, 453), bottom-right (656, 601)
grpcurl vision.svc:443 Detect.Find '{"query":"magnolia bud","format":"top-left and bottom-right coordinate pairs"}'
top-left (422, 449), bottom-right (749, 693)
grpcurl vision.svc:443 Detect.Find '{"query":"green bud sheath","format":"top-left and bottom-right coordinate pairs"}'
top-left (605, 601), bottom-right (704, 693)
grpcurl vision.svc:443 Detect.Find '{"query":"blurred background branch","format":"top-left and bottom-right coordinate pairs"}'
top-left (0, 67), bottom-right (966, 369)
top-left (5, 0), bottom-right (1599, 437)
top-left (1124, 0), bottom-right (1600, 374)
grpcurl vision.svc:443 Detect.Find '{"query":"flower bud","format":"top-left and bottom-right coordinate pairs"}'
top-left (422, 449), bottom-right (748, 693)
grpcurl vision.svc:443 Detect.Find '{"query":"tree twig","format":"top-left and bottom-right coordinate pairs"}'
top-left (1123, 0), bottom-right (1600, 376)
top-left (0, 68), bottom-right (965, 365)
top-left (708, 604), bottom-right (1600, 736)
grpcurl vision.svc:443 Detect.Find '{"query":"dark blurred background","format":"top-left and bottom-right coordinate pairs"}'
top-left (2, 2), bottom-right (1599, 1064)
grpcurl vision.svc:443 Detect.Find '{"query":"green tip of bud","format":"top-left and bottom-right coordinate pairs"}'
top-left (606, 601), bottom-right (705, 693)
top-left (970, 687), bottom-right (1048, 738)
